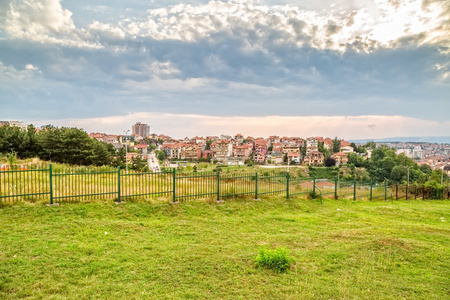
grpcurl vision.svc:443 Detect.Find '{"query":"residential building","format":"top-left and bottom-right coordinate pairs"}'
top-left (413, 146), bottom-right (425, 160)
top-left (288, 153), bottom-right (301, 164)
top-left (254, 152), bottom-right (266, 164)
top-left (224, 157), bottom-right (245, 166)
top-left (132, 122), bottom-right (150, 138)
top-left (211, 140), bottom-right (233, 161)
top-left (233, 144), bottom-right (251, 160)
top-left (135, 144), bottom-right (149, 154)
top-left (304, 150), bottom-right (324, 166)
top-left (324, 138), bottom-right (334, 151)
top-left (234, 134), bottom-right (244, 144)
top-left (332, 152), bottom-right (348, 166)
top-left (121, 135), bottom-right (135, 145)
top-left (340, 145), bottom-right (354, 153)
top-left (255, 139), bottom-right (268, 154)
top-left (266, 152), bottom-right (284, 164)
top-left (282, 144), bottom-right (300, 155)
top-left (268, 136), bottom-right (281, 146)
top-left (184, 144), bottom-right (202, 160)
top-left (306, 137), bottom-right (318, 149)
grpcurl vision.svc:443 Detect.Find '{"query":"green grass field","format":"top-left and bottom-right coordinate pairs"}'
top-left (1, 198), bottom-right (449, 299)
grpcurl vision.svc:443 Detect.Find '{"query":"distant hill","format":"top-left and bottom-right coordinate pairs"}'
top-left (350, 137), bottom-right (450, 144)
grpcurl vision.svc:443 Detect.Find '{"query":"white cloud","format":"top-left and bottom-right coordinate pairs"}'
top-left (35, 113), bottom-right (450, 140)
top-left (0, 61), bottom-right (41, 81)
top-left (0, 0), bottom-right (98, 47)
top-left (2, 0), bottom-right (448, 52)
top-left (83, 5), bottom-right (112, 14)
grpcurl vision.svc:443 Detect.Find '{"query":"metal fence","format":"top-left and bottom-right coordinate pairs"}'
top-left (392, 184), bottom-right (450, 200)
top-left (0, 164), bottom-right (447, 204)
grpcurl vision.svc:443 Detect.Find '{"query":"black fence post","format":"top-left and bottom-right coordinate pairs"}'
top-left (117, 166), bottom-right (121, 203)
top-left (255, 172), bottom-right (258, 200)
top-left (384, 181), bottom-right (387, 201)
top-left (335, 177), bottom-right (338, 200)
top-left (49, 164), bottom-right (53, 205)
top-left (313, 176), bottom-right (316, 199)
top-left (172, 168), bottom-right (176, 202)
top-left (216, 171), bottom-right (220, 201)
top-left (286, 172), bottom-right (290, 199)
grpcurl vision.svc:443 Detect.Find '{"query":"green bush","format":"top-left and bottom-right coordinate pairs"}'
top-left (255, 246), bottom-right (295, 273)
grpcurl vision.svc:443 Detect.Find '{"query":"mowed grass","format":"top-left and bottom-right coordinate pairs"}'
top-left (0, 198), bottom-right (449, 299)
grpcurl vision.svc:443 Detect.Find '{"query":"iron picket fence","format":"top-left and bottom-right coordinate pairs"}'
top-left (120, 169), bottom-right (173, 202)
top-left (1, 164), bottom-right (447, 205)
top-left (0, 164), bottom-right (50, 204)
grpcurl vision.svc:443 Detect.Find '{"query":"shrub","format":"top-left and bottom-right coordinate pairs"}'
top-left (255, 246), bottom-right (295, 273)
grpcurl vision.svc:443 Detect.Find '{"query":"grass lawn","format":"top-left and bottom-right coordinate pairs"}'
top-left (0, 197), bottom-right (449, 299)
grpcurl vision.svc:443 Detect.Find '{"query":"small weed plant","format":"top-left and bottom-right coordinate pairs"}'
top-left (255, 246), bottom-right (295, 273)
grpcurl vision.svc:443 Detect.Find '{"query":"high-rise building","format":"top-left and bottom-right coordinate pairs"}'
top-left (132, 122), bottom-right (150, 138)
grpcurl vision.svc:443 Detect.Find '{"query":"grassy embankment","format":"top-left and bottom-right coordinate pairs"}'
top-left (1, 197), bottom-right (449, 299)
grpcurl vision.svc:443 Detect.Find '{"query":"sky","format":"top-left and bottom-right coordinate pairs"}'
top-left (0, 0), bottom-right (449, 139)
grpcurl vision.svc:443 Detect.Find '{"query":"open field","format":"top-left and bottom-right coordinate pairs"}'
top-left (1, 198), bottom-right (449, 299)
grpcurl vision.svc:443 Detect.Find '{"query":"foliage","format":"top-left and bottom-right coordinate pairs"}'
top-left (420, 164), bottom-right (432, 175)
top-left (332, 137), bottom-right (341, 153)
top-left (111, 148), bottom-right (126, 168)
top-left (364, 146), bottom-right (424, 184)
top-left (308, 167), bottom-right (339, 180)
top-left (131, 156), bottom-right (148, 172)
top-left (347, 152), bottom-right (365, 167)
top-left (318, 142), bottom-right (330, 158)
top-left (0, 125), bottom-right (114, 166)
top-left (156, 150), bottom-right (166, 162)
top-left (205, 139), bottom-right (212, 150)
top-left (350, 142), bottom-right (366, 154)
top-left (0, 125), bottom-right (41, 158)
top-left (255, 246), bottom-right (295, 273)
top-left (6, 151), bottom-right (18, 166)
top-left (324, 157), bottom-right (336, 167)
top-left (37, 127), bottom-right (112, 166)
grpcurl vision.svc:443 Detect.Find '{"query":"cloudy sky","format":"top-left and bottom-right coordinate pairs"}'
top-left (1, 0), bottom-right (449, 139)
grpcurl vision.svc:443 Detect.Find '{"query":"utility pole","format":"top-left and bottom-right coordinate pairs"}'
top-left (124, 129), bottom-right (130, 174)
top-left (287, 153), bottom-right (290, 173)
top-left (406, 166), bottom-right (411, 185)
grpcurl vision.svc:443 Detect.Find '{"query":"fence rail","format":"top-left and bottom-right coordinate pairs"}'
top-left (0, 164), bottom-right (448, 204)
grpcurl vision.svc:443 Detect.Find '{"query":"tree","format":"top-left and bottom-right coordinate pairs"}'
top-left (318, 142), bottom-right (330, 158)
top-left (37, 127), bottom-right (112, 165)
top-left (131, 156), bottom-right (148, 172)
top-left (364, 141), bottom-right (376, 149)
top-left (390, 166), bottom-right (407, 183)
top-left (156, 150), bottom-right (166, 162)
top-left (0, 125), bottom-right (40, 159)
top-left (332, 137), bottom-right (341, 153)
top-left (112, 147), bottom-right (126, 168)
top-left (347, 153), bottom-right (365, 167)
top-left (420, 164), bottom-right (432, 175)
top-left (205, 139), bottom-right (212, 150)
top-left (324, 157), bottom-right (336, 167)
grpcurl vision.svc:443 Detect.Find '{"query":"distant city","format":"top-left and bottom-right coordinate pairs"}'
top-left (2, 120), bottom-right (450, 173)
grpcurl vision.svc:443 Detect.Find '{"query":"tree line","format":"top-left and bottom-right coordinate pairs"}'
top-left (346, 145), bottom-right (447, 187)
top-left (0, 125), bottom-right (117, 166)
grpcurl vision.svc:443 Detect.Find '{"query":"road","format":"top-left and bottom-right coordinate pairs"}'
top-left (147, 152), bottom-right (161, 172)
